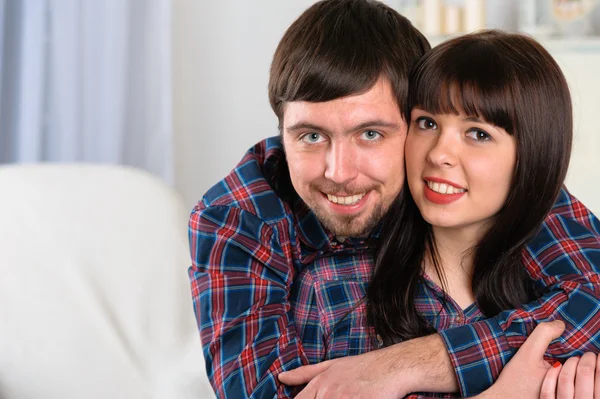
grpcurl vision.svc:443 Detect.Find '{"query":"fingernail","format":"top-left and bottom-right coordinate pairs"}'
top-left (553, 361), bottom-right (561, 368)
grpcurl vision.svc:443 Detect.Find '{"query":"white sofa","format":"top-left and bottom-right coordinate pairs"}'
top-left (0, 164), bottom-right (215, 399)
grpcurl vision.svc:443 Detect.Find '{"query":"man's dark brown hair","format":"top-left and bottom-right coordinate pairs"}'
top-left (268, 0), bottom-right (430, 129)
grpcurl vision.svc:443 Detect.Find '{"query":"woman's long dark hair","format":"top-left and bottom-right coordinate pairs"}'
top-left (367, 30), bottom-right (573, 345)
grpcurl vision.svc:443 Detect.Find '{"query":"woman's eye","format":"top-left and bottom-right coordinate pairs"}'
top-left (466, 129), bottom-right (491, 142)
top-left (361, 130), bottom-right (381, 140)
top-left (301, 132), bottom-right (324, 143)
top-left (416, 117), bottom-right (437, 130)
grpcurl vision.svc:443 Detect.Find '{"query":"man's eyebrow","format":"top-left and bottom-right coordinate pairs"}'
top-left (351, 120), bottom-right (401, 131)
top-left (286, 120), bottom-right (401, 134)
top-left (285, 122), bottom-right (328, 133)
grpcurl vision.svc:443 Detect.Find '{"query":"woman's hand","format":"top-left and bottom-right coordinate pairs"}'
top-left (541, 351), bottom-right (600, 398)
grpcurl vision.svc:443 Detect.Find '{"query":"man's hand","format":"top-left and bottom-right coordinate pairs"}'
top-left (475, 320), bottom-right (565, 399)
top-left (279, 351), bottom-right (399, 399)
top-left (278, 333), bottom-right (458, 398)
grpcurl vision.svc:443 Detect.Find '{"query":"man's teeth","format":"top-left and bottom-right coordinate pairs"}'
top-left (327, 193), bottom-right (365, 205)
top-left (427, 181), bottom-right (466, 195)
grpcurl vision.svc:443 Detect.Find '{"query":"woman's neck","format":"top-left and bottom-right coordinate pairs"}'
top-left (431, 225), bottom-right (480, 270)
top-left (424, 224), bottom-right (488, 309)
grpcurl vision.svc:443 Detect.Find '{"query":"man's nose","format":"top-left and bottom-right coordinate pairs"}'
top-left (324, 141), bottom-right (358, 185)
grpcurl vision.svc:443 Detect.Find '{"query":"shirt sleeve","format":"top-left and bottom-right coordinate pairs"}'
top-left (439, 212), bottom-right (600, 397)
top-left (188, 204), bottom-right (309, 399)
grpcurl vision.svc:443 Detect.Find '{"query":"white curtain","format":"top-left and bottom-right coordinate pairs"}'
top-left (0, 0), bottom-right (173, 183)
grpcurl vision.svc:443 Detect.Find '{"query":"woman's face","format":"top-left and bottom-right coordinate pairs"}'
top-left (405, 107), bottom-right (517, 236)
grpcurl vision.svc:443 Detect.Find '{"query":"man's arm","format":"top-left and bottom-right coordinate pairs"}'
top-left (189, 204), bottom-right (307, 398)
top-left (281, 321), bottom-right (595, 399)
top-left (279, 333), bottom-right (456, 398)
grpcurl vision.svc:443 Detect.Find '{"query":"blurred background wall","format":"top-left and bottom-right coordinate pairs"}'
top-left (172, 0), bottom-right (316, 211)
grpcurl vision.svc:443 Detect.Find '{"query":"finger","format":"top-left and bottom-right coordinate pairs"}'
top-left (575, 352), bottom-right (596, 399)
top-left (595, 354), bottom-right (600, 399)
top-left (279, 361), bottom-right (332, 385)
top-left (540, 362), bottom-right (562, 399)
top-left (513, 321), bottom-right (566, 365)
top-left (557, 356), bottom-right (580, 399)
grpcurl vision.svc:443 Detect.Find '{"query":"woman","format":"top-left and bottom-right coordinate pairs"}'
top-left (366, 30), bottom-right (600, 397)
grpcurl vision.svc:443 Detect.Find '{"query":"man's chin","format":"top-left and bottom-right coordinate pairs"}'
top-left (319, 215), bottom-right (376, 239)
top-left (330, 226), bottom-right (369, 239)
top-left (309, 200), bottom-right (385, 239)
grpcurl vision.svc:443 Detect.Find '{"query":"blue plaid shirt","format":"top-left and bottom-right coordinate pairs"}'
top-left (189, 136), bottom-right (600, 398)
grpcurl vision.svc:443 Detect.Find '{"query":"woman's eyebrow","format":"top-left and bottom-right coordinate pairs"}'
top-left (463, 116), bottom-right (485, 123)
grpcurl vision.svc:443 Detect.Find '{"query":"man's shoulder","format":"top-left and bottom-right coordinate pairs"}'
top-left (525, 187), bottom-right (600, 258)
top-left (544, 187), bottom-right (600, 236)
top-left (198, 136), bottom-right (293, 225)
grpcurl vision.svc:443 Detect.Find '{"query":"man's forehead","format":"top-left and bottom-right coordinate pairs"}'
top-left (286, 77), bottom-right (396, 107)
top-left (282, 81), bottom-right (404, 134)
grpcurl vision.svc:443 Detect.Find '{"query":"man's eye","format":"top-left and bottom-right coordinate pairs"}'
top-left (361, 130), bottom-right (381, 140)
top-left (416, 117), bottom-right (437, 130)
top-left (466, 129), bottom-right (491, 142)
top-left (301, 133), bottom-right (324, 143)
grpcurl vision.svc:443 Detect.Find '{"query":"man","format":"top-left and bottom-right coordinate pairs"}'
top-left (189, 1), bottom-right (600, 398)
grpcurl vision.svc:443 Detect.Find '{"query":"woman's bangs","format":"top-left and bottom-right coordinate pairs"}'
top-left (410, 44), bottom-right (516, 134)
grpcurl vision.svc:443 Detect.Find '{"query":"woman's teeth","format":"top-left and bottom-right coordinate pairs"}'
top-left (427, 181), bottom-right (466, 195)
top-left (326, 193), bottom-right (365, 205)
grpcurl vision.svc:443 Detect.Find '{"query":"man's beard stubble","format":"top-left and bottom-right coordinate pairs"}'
top-left (313, 203), bottom-right (385, 238)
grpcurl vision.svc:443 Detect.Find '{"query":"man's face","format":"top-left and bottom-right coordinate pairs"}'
top-left (282, 78), bottom-right (407, 238)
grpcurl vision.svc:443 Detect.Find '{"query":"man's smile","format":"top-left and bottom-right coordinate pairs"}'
top-left (325, 192), bottom-right (366, 205)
